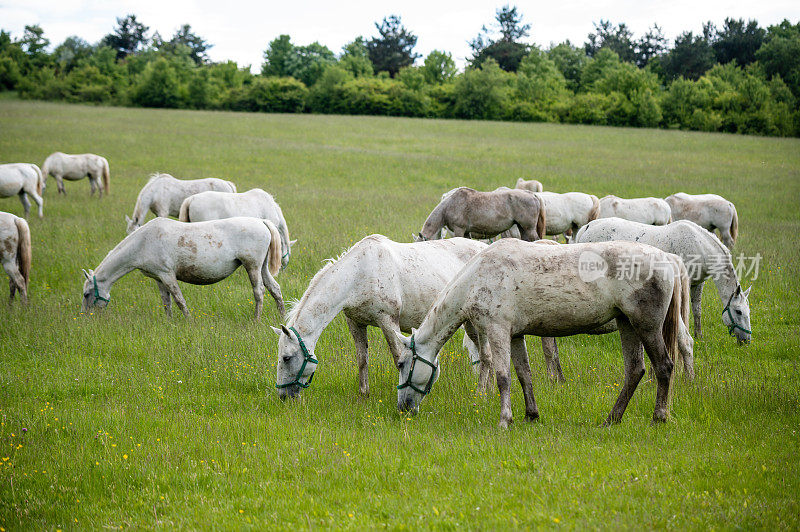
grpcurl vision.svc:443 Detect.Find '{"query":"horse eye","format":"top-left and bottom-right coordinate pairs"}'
top-left (735, 310), bottom-right (742, 315)
top-left (397, 362), bottom-right (405, 370)
top-left (282, 356), bottom-right (291, 363)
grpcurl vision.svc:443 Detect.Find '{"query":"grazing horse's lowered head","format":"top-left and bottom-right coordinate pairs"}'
top-left (395, 328), bottom-right (440, 413)
top-left (81, 268), bottom-right (111, 312)
top-left (721, 285), bottom-right (752, 345)
top-left (271, 324), bottom-right (319, 399)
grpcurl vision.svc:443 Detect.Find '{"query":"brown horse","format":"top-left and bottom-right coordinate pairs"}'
top-left (416, 187), bottom-right (545, 242)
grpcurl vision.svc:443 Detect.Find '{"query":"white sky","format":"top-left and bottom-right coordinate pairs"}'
top-left (1, 0), bottom-right (798, 71)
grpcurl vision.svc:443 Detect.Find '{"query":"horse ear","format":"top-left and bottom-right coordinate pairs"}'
top-left (82, 269), bottom-right (90, 280)
top-left (394, 330), bottom-right (412, 349)
top-left (289, 239), bottom-right (297, 246)
top-left (280, 324), bottom-right (292, 337)
top-left (743, 286), bottom-right (751, 298)
top-left (734, 285), bottom-right (741, 296)
top-left (125, 215), bottom-right (131, 223)
top-left (270, 326), bottom-right (282, 336)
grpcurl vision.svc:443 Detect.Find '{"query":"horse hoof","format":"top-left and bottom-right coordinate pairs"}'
top-left (524, 413), bottom-right (540, 423)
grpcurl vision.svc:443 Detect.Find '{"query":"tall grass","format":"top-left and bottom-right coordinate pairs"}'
top-left (0, 99), bottom-right (798, 529)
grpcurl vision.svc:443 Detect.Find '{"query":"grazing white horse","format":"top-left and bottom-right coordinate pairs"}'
top-left (665, 193), bottom-right (738, 249)
top-left (81, 217), bottom-right (284, 319)
top-left (179, 188), bottom-right (294, 270)
top-left (0, 212), bottom-right (32, 304)
top-left (0, 164), bottom-right (45, 218)
top-left (273, 235), bottom-right (487, 398)
top-left (576, 218), bottom-right (751, 343)
top-left (394, 240), bottom-right (684, 428)
top-left (125, 173), bottom-right (237, 234)
top-left (42, 152), bottom-right (110, 197)
top-left (534, 191), bottom-right (600, 241)
top-left (515, 178), bottom-right (543, 192)
top-left (598, 195), bottom-right (672, 225)
top-left (462, 239), bottom-right (695, 380)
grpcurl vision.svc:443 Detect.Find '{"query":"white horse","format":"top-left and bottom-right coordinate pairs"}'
top-left (462, 239), bottom-right (695, 380)
top-left (665, 193), bottom-right (738, 249)
top-left (576, 218), bottom-right (751, 343)
top-left (393, 240), bottom-right (683, 428)
top-left (42, 152), bottom-right (110, 197)
top-left (0, 163), bottom-right (45, 218)
top-left (515, 178), bottom-right (543, 192)
top-left (598, 195), bottom-right (672, 225)
top-left (179, 188), bottom-right (294, 270)
top-left (0, 212), bottom-right (32, 304)
top-left (81, 217), bottom-right (284, 319)
top-left (125, 173), bottom-right (237, 234)
top-left (534, 191), bottom-right (599, 241)
top-left (272, 235), bottom-right (487, 398)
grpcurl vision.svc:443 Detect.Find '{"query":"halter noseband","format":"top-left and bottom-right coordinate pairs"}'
top-left (723, 289), bottom-right (751, 336)
top-left (92, 276), bottom-right (110, 305)
top-left (275, 327), bottom-right (318, 389)
top-left (397, 336), bottom-right (439, 396)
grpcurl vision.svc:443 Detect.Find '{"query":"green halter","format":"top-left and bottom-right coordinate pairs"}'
top-left (275, 327), bottom-right (318, 389)
top-left (92, 276), bottom-right (110, 305)
top-left (723, 289), bottom-right (751, 336)
top-left (396, 336), bottom-right (439, 396)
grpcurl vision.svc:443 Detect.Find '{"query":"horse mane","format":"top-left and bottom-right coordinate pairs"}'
top-left (285, 243), bottom-right (359, 325)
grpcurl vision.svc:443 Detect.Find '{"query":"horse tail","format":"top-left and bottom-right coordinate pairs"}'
top-left (31, 164), bottom-right (44, 196)
top-left (663, 269), bottom-right (682, 404)
top-left (178, 197), bottom-right (192, 222)
top-left (587, 194), bottom-right (600, 223)
top-left (536, 200), bottom-right (546, 240)
top-left (729, 203), bottom-right (738, 245)
top-left (101, 158), bottom-right (110, 195)
top-left (264, 220), bottom-right (282, 276)
top-left (14, 216), bottom-right (31, 289)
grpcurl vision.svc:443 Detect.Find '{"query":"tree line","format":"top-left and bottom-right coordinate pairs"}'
top-left (1, 7), bottom-right (798, 137)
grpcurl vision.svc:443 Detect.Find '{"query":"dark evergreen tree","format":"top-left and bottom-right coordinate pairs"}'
top-left (469, 5), bottom-right (531, 72)
top-left (366, 15), bottom-right (419, 77)
top-left (102, 15), bottom-right (149, 60)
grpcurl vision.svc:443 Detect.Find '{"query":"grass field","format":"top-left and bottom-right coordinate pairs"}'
top-left (1, 98), bottom-right (799, 529)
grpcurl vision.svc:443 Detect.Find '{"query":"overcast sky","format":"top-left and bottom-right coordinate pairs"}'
top-left (2, 0), bottom-right (798, 71)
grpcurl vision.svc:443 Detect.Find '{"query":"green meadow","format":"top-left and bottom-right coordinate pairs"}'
top-left (0, 98), bottom-right (799, 529)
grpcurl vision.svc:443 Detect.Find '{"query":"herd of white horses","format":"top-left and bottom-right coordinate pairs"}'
top-left (0, 152), bottom-right (752, 428)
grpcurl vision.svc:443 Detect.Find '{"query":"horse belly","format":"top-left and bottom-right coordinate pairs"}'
top-left (0, 179), bottom-right (22, 197)
top-left (175, 259), bottom-right (239, 285)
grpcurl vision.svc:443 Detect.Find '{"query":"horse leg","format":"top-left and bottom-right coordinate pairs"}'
top-left (3, 261), bottom-right (26, 304)
top-left (30, 190), bottom-right (44, 218)
top-left (486, 325), bottom-right (513, 428)
top-left (511, 336), bottom-right (539, 422)
top-left (160, 276), bottom-right (190, 317)
top-left (55, 175), bottom-right (65, 195)
top-left (260, 260), bottom-right (285, 318)
top-left (690, 282), bottom-right (704, 339)
top-left (718, 226), bottom-right (734, 249)
top-left (541, 336), bottom-right (565, 383)
top-left (95, 174), bottom-right (104, 199)
top-left (374, 313), bottom-right (403, 367)
top-left (89, 177), bottom-right (97, 197)
top-left (345, 315), bottom-right (370, 397)
top-left (18, 192), bottom-right (30, 218)
top-left (604, 317), bottom-right (646, 426)
top-left (639, 329), bottom-right (674, 424)
top-left (678, 318), bottom-right (695, 382)
top-left (463, 321), bottom-right (488, 374)
top-left (155, 280), bottom-right (172, 317)
top-left (245, 265), bottom-right (264, 320)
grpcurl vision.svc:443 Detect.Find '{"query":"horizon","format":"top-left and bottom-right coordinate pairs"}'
top-left (2, 1), bottom-right (799, 72)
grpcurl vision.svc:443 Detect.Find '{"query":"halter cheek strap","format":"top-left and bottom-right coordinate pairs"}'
top-left (723, 289), bottom-right (751, 336)
top-left (93, 276), bottom-right (110, 305)
top-left (397, 336), bottom-right (439, 396)
top-left (275, 327), bottom-right (318, 389)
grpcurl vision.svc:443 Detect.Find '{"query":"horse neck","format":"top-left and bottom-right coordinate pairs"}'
top-left (415, 286), bottom-right (468, 361)
top-left (701, 232), bottom-right (739, 306)
top-left (287, 258), bottom-right (357, 349)
top-left (94, 236), bottom-right (140, 288)
top-left (131, 186), bottom-right (152, 224)
top-left (420, 200), bottom-right (446, 239)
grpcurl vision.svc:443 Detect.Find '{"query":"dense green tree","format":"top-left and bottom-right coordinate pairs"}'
top-left (53, 36), bottom-right (93, 73)
top-left (585, 20), bottom-right (636, 63)
top-left (131, 57), bottom-right (180, 107)
top-left (548, 41), bottom-right (586, 91)
top-left (422, 50), bottom-right (456, 84)
top-left (339, 37), bottom-right (373, 78)
top-left (290, 42), bottom-right (336, 86)
top-left (103, 15), bottom-right (149, 60)
top-left (711, 18), bottom-right (765, 66)
top-left (366, 15), bottom-right (419, 77)
top-left (755, 20), bottom-right (800, 98)
top-left (662, 31), bottom-right (715, 80)
top-left (470, 5), bottom-right (531, 72)
top-left (262, 35), bottom-right (294, 77)
top-left (157, 24), bottom-right (212, 65)
top-left (635, 24), bottom-right (667, 67)
top-left (454, 59), bottom-right (513, 119)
